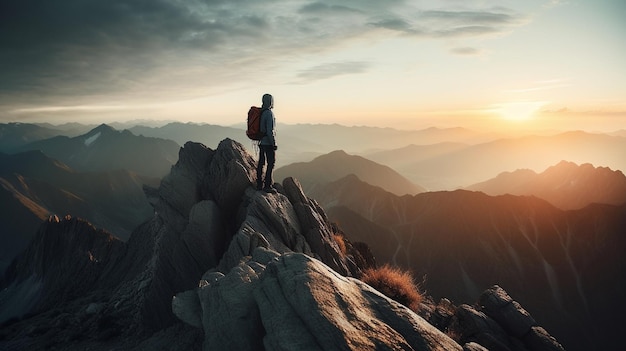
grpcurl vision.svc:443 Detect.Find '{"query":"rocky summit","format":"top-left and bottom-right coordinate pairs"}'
top-left (0, 139), bottom-right (563, 350)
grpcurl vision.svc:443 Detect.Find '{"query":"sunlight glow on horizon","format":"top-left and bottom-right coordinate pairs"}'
top-left (1, 0), bottom-right (624, 133)
top-left (493, 102), bottom-right (546, 122)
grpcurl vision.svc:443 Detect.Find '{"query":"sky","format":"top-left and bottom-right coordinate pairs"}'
top-left (1, 0), bottom-right (625, 132)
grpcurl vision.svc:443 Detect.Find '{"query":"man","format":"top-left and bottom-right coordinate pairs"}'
top-left (257, 93), bottom-right (277, 192)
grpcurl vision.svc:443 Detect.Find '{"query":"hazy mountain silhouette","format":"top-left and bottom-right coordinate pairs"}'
top-left (130, 122), bottom-right (245, 147)
top-left (275, 150), bottom-right (426, 196)
top-left (33, 122), bottom-right (97, 137)
top-left (368, 131), bottom-right (626, 190)
top-left (610, 129), bottom-right (626, 137)
top-left (364, 142), bottom-right (470, 190)
top-left (0, 123), bottom-right (72, 152)
top-left (310, 175), bottom-right (626, 351)
top-left (0, 150), bottom-right (157, 278)
top-left (17, 124), bottom-right (179, 177)
top-left (279, 124), bottom-right (495, 152)
top-left (466, 161), bottom-right (626, 210)
top-left (130, 122), bottom-right (331, 165)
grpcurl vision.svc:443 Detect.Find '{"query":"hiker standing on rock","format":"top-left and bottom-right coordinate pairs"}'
top-left (257, 93), bottom-right (277, 192)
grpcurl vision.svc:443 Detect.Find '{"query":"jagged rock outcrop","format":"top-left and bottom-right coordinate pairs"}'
top-left (0, 215), bottom-right (125, 323)
top-left (421, 286), bottom-right (564, 351)
top-left (174, 250), bottom-right (461, 351)
top-left (1, 139), bottom-right (367, 348)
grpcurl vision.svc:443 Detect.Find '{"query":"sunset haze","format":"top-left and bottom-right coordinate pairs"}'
top-left (1, 0), bottom-right (624, 132)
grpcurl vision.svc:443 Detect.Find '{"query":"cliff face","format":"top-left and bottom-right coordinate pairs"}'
top-left (0, 139), bottom-right (564, 351)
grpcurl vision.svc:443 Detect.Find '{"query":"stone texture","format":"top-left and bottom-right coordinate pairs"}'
top-left (156, 142), bottom-right (214, 232)
top-left (171, 290), bottom-right (202, 329)
top-left (453, 304), bottom-right (517, 351)
top-left (175, 251), bottom-right (462, 351)
top-left (524, 326), bottom-right (566, 351)
top-left (204, 138), bottom-right (257, 216)
top-left (0, 215), bottom-right (125, 321)
top-left (463, 342), bottom-right (489, 351)
top-left (479, 285), bottom-right (536, 338)
top-left (283, 177), bottom-right (350, 276)
top-left (183, 200), bottom-right (228, 269)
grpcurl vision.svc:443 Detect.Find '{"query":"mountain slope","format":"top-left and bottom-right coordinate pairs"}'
top-left (18, 124), bottom-right (180, 177)
top-left (0, 123), bottom-right (70, 152)
top-left (129, 122), bottom-right (245, 147)
top-left (311, 175), bottom-right (626, 351)
top-left (275, 150), bottom-right (426, 196)
top-left (279, 124), bottom-right (495, 152)
top-left (466, 161), bottom-right (626, 209)
top-left (0, 150), bottom-right (157, 277)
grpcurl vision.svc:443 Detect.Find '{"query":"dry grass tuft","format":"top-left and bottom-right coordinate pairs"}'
top-left (361, 264), bottom-right (422, 312)
top-left (333, 233), bottom-right (347, 256)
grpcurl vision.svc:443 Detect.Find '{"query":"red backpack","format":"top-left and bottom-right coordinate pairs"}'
top-left (246, 106), bottom-right (265, 140)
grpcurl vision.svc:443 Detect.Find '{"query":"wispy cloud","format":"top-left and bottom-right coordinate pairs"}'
top-left (505, 79), bottom-right (571, 93)
top-left (450, 47), bottom-right (483, 56)
top-left (369, 8), bottom-right (525, 37)
top-left (296, 61), bottom-right (370, 82)
top-left (0, 0), bottom-right (533, 113)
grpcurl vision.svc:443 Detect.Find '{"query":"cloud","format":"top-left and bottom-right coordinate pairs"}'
top-left (0, 0), bottom-right (531, 114)
top-left (296, 61), bottom-right (370, 82)
top-left (370, 8), bottom-right (524, 37)
top-left (450, 47), bottom-right (482, 56)
top-left (298, 2), bottom-right (362, 15)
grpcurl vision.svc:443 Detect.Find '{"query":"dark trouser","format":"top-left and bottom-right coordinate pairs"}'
top-left (256, 145), bottom-right (276, 188)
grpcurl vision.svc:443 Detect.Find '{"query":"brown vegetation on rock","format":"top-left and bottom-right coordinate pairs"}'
top-left (360, 264), bottom-right (423, 313)
top-left (333, 233), bottom-right (347, 256)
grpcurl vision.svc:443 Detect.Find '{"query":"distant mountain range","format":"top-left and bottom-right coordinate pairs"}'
top-left (129, 122), bottom-right (245, 148)
top-left (15, 124), bottom-right (180, 178)
top-left (0, 123), bottom-right (75, 152)
top-left (466, 161), bottom-right (626, 210)
top-left (0, 150), bottom-right (157, 278)
top-left (364, 131), bottom-right (626, 190)
top-left (4, 122), bottom-right (624, 191)
top-left (310, 174), bottom-right (626, 351)
top-left (275, 150), bottom-right (426, 196)
top-left (127, 123), bottom-right (502, 166)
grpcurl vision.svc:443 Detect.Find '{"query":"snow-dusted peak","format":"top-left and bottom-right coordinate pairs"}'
top-left (84, 131), bottom-right (101, 146)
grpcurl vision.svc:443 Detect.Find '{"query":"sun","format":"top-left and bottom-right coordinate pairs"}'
top-left (495, 102), bottom-right (544, 121)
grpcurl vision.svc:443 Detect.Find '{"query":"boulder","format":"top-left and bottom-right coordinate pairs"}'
top-left (463, 342), bottom-right (489, 351)
top-left (204, 138), bottom-right (257, 216)
top-left (175, 251), bottom-right (462, 351)
top-left (283, 177), bottom-right (350, 276)
top-left (524, 326), bottom-right (566, 351)
top-left (444, 286), bottom-right (565, 351)
top-left (156, 142), bottom-right (214, 232)
top-left (479, 285), bottom-right (536, 338)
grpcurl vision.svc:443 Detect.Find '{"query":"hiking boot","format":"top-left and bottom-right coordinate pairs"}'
top-left (263, 185), bottom-right (277, 194)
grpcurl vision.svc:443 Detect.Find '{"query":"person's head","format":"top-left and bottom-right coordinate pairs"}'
top-left (262, 93), bottom-right (274, 109)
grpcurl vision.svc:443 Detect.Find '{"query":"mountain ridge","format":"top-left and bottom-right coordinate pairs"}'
top-left (310, 174), bottom-right (626, 351)
top-left (466, 160), bottom-right (626, 209)
top-left (0, 150), bottom-right (157, 278)
top-left (15, 124), bottom-right (180, 177)
top-left (275, 149), bottom-right (426, 196)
